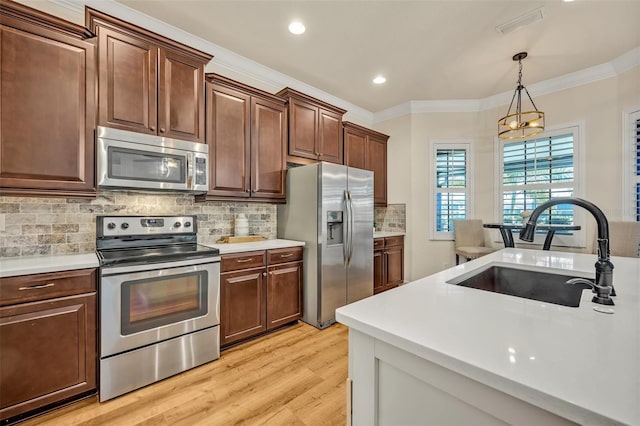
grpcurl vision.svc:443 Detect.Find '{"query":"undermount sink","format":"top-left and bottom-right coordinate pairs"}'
top-left (447, 264), bottom-right (593, 307)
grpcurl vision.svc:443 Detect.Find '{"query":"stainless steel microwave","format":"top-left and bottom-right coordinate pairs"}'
top-left (96, 126), bottom-right (209, 193)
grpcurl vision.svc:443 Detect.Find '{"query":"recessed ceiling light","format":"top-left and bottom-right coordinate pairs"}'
top-left (373, 75), bottom-right (386, 84)
top-left (563, 0), bottom-right (575, 2)
top-left (288, 21), bottom-right (305, 35)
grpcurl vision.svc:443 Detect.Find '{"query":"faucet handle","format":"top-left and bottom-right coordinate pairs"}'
top-left (566, 277), bottom-right (614, 306)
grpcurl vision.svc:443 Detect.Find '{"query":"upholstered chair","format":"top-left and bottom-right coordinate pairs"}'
top-left (453, 219), bottom-right (498, 265)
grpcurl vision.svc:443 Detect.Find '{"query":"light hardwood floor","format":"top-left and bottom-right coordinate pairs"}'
top-left (22, 322), bottom-right (348, 426)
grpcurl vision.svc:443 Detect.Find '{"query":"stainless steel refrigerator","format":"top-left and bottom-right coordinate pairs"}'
top-left (278, 162), bottom-right (374, 329)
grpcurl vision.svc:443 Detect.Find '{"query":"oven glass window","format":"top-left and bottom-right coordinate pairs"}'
top-left (108, 146), bottom-right (185, 183)
top-left (121, 271), bottom-right (208, 335)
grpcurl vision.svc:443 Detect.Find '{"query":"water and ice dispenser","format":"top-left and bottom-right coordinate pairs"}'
top-left (326, 211), bottom-right (343, 245)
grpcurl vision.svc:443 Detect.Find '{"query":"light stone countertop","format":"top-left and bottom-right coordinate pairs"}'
top-left (0, 239), bottom-right (306, 277)
top-left (203, 238), bottom-right (305, 255)
top-left (336, 248), bottom-right (640, 425)
top-left (374, 231), bottom-right (405, 238)
top-left (0, 253), bottom-right (100, 278)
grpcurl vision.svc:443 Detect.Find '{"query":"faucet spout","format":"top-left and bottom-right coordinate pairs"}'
top-left (518, 197), bottom-right (615, 305)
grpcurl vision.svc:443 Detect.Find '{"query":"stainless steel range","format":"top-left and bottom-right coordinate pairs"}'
top-left (96, 215), bottom-right (220, 401)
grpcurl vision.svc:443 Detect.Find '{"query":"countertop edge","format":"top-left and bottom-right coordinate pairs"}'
top-left (0, 253), bottom-right (100, 278)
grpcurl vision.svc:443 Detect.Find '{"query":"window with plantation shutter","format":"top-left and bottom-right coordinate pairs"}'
top-left (432, 142), bottom-right (471, 240)
top-left (623, 110), bottom-right (640, 221)
top-left (498, 126), bottom-right (583, 246)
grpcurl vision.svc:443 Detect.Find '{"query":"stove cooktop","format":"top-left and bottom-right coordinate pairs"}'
top-left (97, 243), bottom-right (219, 267)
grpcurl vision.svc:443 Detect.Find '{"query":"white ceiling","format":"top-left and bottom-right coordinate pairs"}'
top-left (116, 0), bottom-right (640, 113)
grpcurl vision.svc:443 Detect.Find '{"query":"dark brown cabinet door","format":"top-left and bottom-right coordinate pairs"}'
top-left (158, 48), bottom-right (205, 143)
top-left (97, 26), bottom-right (157, 135)
top-left (344, 127), bottom-right (367, 170)
top-left (318, 109), bottom-right (343, 164)
top-left (266, 262), bottom-right (303, 330)
top-left (288, 98), bottom-right (318, 160)
top-left (220, 268), bottom-right (267, 346)
top-left (373, 248), bottom-right (385, 294)
top-left (0, 5), bottom-right (96, 196)
top-left (251, 97), bottom-right (287, 199)
top-left (385, 246), bottom-right (404, 287)
top-left (0, 293), bottom-right (96, 421)
top-left (206, 82), bottom-right (251, 197)
top-left (368, 135), bottom-right (388, 206)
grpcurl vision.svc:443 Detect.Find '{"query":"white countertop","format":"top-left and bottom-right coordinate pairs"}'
top-left (374, 231), bottom-right (405, 238)
top-left (203, 238), bottom-right (305, 254)
top-left (336, 248), bottom-right (640, 425)
top-left (0, 253), bottom-right (100, 278)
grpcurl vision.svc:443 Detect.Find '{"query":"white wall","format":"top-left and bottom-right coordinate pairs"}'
top-left (378, 66), bottom-right (640, 280)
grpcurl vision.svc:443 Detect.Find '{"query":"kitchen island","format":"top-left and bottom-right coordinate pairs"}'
top-left (336, 248), bottom-right (639, 426)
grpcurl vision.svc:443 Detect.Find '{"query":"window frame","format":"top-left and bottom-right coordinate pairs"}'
top-left (494, 123), bottom-right (586, 248)
top-left (430, 140), bottom-right (473, 241)
top-left (622, 108), bottom-right (640, 221)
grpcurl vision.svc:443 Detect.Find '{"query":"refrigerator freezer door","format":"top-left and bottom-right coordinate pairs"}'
top-left (346, 167), bottom-right (374, 303)
top-left (318, 163), bottom-right (349, 327)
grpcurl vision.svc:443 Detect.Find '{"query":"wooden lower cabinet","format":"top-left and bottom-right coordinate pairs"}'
top-left (267, 262), bottom-right (303, 330)
top-left (220, 247), bottom-right (303, 347)
top-left (0, 269), bottom-right (97, 423)
top-left (220, 266), bottom-right (267, 346)
top-left (374, 236), bottom-right (405, 294)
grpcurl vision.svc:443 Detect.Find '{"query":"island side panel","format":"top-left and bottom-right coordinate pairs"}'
top-left (348, 330), bottom-right (577, 426)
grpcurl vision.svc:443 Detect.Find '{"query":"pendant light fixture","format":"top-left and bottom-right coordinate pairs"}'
top-left (498, 52), bottom-right (545, 139)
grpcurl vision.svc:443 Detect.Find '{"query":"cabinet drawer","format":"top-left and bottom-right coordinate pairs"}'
top-left (0, 269), bottom-right (96, 307)
top-left (384, 236), bottom-right (404, 248)
top-left (374, 238), bottom-right (385, 250)
top-left (221, 251), bottom-right (266, 272)
top-left (267, 247), bottom-right (303, 265)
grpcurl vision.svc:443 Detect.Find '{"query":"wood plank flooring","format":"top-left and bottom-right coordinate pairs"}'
top-left (21, 322), bottom-right (348, 426)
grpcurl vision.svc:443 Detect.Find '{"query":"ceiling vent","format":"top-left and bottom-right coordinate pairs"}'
top-left (496, 7), bottom-right (545, 36)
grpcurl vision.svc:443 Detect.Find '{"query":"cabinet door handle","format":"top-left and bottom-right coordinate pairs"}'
top-left (280, 253), bottom-right (293, 258)
top-left (236, 258), bottom-right (253, 263)
top-left (19, 282), bottom-right (55, 291)
top-left (263, 272), bottom-right (267, 277)
top-left (159, 128), bottom-right (165, 133)
top-left (245, 189), bottom-right (250, 193)
top-left (150, 126), bottom-right (155, 131)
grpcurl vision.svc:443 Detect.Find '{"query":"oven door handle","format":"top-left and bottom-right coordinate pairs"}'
top-left (100, 256), bottom-right (220, 276)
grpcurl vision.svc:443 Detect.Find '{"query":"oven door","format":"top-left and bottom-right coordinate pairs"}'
top-left (100, 257), bottom-right (220, 358)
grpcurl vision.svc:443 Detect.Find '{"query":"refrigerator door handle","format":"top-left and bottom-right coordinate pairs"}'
top-left (343, 190), bottom-right (350, 267)
top-left (347, 190), bottom-right (355, 267)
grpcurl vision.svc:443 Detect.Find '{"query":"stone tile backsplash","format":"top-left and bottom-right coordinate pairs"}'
top-left (0, 191), bottom-right (277, 258)
top-left (375, 204), bottom-right (406, 232)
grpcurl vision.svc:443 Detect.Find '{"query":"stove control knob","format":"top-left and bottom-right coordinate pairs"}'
top-left (107, 222), bottom-right (116, 230)
top-left (184, 221), bottom-right (192, 228)
top-left (174, 222), bottom-right (181, 228)
top-left (121, 222), bottom-right (129, 230)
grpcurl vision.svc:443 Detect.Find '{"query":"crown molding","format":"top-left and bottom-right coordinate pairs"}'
top-left (44, 0), bottom-right (639, 127)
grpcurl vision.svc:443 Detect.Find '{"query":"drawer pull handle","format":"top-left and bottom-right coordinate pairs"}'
top-left (236, 258), bottom-right (253, 263)
top-left (280, 253), bottom-right (293, 258)
top-left (19, 283), bottom-right (55, 291)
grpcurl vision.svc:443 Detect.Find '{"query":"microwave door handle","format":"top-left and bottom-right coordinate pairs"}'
top-left (186, 152), bottom-right (193, 190)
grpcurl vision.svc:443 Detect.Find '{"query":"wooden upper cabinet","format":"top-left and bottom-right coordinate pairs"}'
top-left (206, 81), bottom-right (251, 196)
top-left (158, 48), bottom-right (205, 141)
top-left (202, 74), bottom-right (286, 202)
top-left (251, 96), bottom-right (287, 199)
top-left (86, 8), bottom-right (212, 143)
top-left (276, 88), bottom-right (346, 165)
top-left (96, 26), bottom-right (156, 135)
top-left (0, 0), bottom-right (96, 197)
top-left (343, 122), bottom-right (389, 206)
